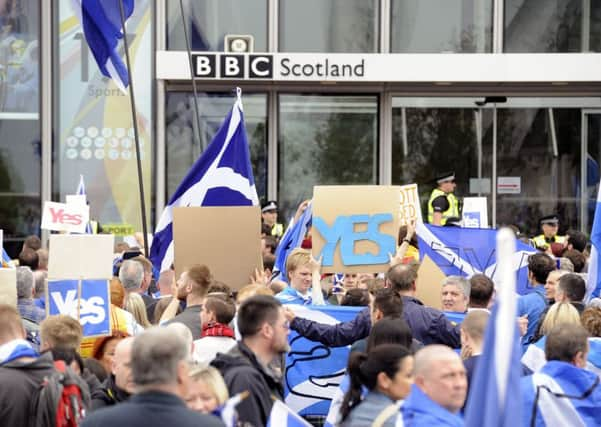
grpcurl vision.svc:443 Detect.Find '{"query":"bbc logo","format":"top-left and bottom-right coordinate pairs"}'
top-left (192, 54), bottom-right (273, 79)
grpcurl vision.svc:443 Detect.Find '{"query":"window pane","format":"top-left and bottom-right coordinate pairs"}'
top-left (279, 0), bottom-right (378, 53)
top-left (496, 109), bottom-right (580, 235)
top-left (586, 114), bottom-right (601, 232)
top-left (505, 1), bottom-right (601, 52)
top-left (278, 94), bottom-right (378, 218)
top-left (165, 92), bottom-right (267, 200)
top-left (391, 0), bottom-right (493, 53)
top-left (167, 0), bottom-right (267, 51)
top-left (391, 105), bottom-right (493, 222)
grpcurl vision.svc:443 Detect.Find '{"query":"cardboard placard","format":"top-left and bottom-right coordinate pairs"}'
top-left (48, 234), bottom-right (115, 279)
top-left (46, 279), bottom-right (111, 338)
top-left (0, 268), bottom-right (17, 307)
top-left (462, 197), bottom-right (489, 228)
top-left (173, 206), bottom-right (262, 290)
top-left (312, 185), bottom-right (401, 274)
top-left (415, 254), bottom-right (446, 310)
top-left (66, 194), bottom-right (87, 206)
top-left (399, 183), bottom-right (423, 225)
top-left (41, 201), bottom-right (90, 234)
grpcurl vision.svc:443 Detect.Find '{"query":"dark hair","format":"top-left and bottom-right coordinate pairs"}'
top-left (207, 281), bottom-right (233, 297)
top-left (341, 289), bottom-right (370, 307)
top-left (545, 323), bottom-right (589, 362)
top-left (23, 235), bottom-right (42, 251)
top-left (557, 273), bottom-right (586, 302)
top-left (204, 295), bottom-right (236, 324)
top-left (366, 318), bottom-right (413, 352)
top-left (237, 295), bottom-right (281, 337)
top-left (51, 347), bottom-right (84, 374)
top-left (566, 230), bottom-right (587, 252)
top-left (469, 274), bottom-right (494, 308)
top-left (263, 253), bottom-right (276, 272)
top-left (397, 225), bottom-right (418, 248)
top-left (562, 250), bottom-right (586, 274)
top-left (262, 235), bottom-right (278, 255)
top-left (340, 344), bottom-right (412, 421)
top-left (186, 265), bottom-right (213, 298)
top-left (386, 263), bottom-right (418, 293)
top-left (18, 248), bottom-right (39, 270)
top-left (373, 288), bottom-right (402, 318)
top-left (261, 223), bottom-right (272, 236)
top-left (527, 253), bottom-right (555, 284)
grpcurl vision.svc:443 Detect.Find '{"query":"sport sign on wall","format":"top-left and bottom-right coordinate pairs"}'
top-left (312, 186), bottom-right (400, 274)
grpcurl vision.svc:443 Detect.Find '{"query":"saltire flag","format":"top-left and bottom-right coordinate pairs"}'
top-left (212, 391), bottom-right (248, 427)
top-left (587, 184), bottom-right (601, 298)
top-left (76, 0), bottom-right (135, 92)
top-left (150, 89), bottom-right (258, 273)
top-left (1, 248), bottom-right (13, 268)
top-left (273, 202), bottom-right (312, 282)
top-left (464, 228), bottom-right (522, 427)
top-left (416, 223), bottom-right (535, 295)
top-left (267, 399), bottom-right (312, 427)
top-left (75, 174), bottom-right (93, 234)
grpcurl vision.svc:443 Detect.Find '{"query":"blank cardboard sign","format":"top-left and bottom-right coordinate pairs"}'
top-left (312, 185), bottom-right (401, 274)
top-left (415, 254), bottom-right (445, 310)
top-left (173, 206), bottom-right (262, 290)
top-left (48, 234), bottom-right (115, 279)
top-left (0, 268), bottom-right (17, 307)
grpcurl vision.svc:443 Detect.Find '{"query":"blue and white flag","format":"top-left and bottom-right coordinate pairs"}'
top-left (150, 89), bottom-right (258, 273)
top-left (2, 248), bottom-right (13, 268)
top-left (417, 223), bottom-right (535, 295)
top-left (285, 305), bottom-right (363, 417)
top-left (77, 0), bottom-right (134, 92)
top-left (273, 202), bottom-right (312, 282)
top-left (75, 175), bottom-right (93, 234)
top-left (587, 185), bottom-right (601, 298)
top-left (465, 228), bottom-right (522, 427)
top-left (267, 400), bottom-right (312, 427)
top-left (213, 391), bottom-right (248, 427)
top-left (0, 339), bottom-right (38, 365)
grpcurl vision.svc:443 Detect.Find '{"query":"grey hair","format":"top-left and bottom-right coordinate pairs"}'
top-left (119, 259), bottom-right (144, 290)
top-left (443, 275), bottom-right (471, 298)
top-left (16, 267), bottom-right (34, 299)
top-left (131, 326), bottom-right (189, 387)
top-left (33, 270), bottom-right (47, 298)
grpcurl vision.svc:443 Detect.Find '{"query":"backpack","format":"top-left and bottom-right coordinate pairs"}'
top-left (30, 360), bottom-right (91, 427)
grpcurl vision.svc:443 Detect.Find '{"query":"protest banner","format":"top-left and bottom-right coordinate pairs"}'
top-left (48, 234), bottom-right (114, 280)
top-left (41, 201), bottom-right (90, 234)
top-left (462, 197), bottom-right (488, 228)
top-left (172, 206), bottom-right (262, 290)
top-left (399, 183), bottom-right (422, 225)
top-left (312, 185), bottom-right (400, 274)
top-left (284, 304), bottom-right (363, 416)
top-left (416, 223), bottom-right (535, 295)
top-left (0, 268), bottom-right (17, 306)
top-left (415, 254), bottom-right (446, 310)
top-left (46, 279), bottom-right (111, 338)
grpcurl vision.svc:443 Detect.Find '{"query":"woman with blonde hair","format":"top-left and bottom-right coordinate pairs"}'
top-left (124, 292), bottom-right (152, 328)
top-left (185, 364), bottom-right (229, 414)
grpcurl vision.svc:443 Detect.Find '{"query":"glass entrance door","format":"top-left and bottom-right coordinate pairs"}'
top-left (583, 111), bottom-right (601, 232)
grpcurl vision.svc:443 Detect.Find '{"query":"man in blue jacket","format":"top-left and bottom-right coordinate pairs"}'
top-left (521, 323), bottom-right (601, 427)
top-left (285, 263), bottom-right (461, 348)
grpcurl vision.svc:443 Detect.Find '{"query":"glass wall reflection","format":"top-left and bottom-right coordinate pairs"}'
top-left (165, 92), bottom-right (267, 201)
top-left (391, 0), bottom-right (493, 52)
top-left (278, 94), bottom-right (378, 219)
top-left (505, 0), bottom-right (601, 52)
top-left (279, 0), bottom-right (378, 52)
top-left (167, 0), bottom-right (267, 51)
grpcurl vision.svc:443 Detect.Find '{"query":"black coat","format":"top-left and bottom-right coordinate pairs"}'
top-left (81, 391), bottom-right (224, 427)
top-left (212, 341), bottom-right (284, 427)
top-left (90, 374), bottom-right (130, 410)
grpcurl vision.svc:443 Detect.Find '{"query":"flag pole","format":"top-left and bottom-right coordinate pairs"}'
top-left (178, 0), bottom-right (205, 154)
top-left (118, 0), bottom-right (149, 258)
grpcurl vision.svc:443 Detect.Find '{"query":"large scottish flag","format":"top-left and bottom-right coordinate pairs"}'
top-left (588, 185), bottom-right (601, 298)
top-left (416, 223), bottom-right (536, 295)
top-left (465, 228), bottom-right (522, 427)
top-left (78, 0), bottom-right (134, 92)
top-left (273, 202), bottom-right (312, 282)
top-left (150, 90), bottom-right (258, 273)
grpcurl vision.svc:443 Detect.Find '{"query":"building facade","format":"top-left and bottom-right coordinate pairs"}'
top-left (2, 0), bottom-right (601, 254)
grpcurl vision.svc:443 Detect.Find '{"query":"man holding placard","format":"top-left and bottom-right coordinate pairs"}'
top-left (428, 172), bottom-right (460, 226)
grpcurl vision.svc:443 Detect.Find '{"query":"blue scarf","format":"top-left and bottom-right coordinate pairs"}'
top-left (0, 339), bottom-right (39, 365)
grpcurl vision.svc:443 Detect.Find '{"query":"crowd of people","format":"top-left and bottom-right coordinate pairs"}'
top-left (1, 197), bottom-right (601, 427)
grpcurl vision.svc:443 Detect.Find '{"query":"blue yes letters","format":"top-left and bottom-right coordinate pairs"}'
top-left (313, 213), bottom-right (396, 266)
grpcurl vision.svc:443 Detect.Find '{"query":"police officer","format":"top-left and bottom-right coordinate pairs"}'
top-left (532, 214), bottom-right (566, 251)
top-left (427, 172), bottom-right (460, 226)
top-left (261, 200), bottom-right (284, 239)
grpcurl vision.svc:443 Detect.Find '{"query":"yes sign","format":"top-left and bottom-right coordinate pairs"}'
top-left (47, 279), bottom-right (111, 337)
